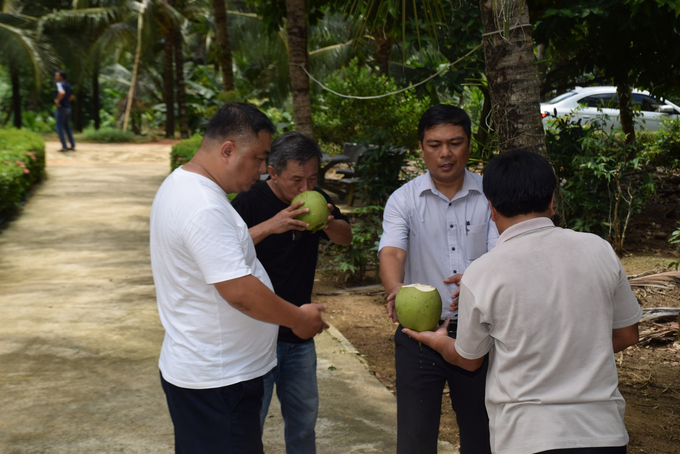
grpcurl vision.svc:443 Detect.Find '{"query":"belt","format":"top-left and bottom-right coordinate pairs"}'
top-left (439, 320), bottom-right (458, 334)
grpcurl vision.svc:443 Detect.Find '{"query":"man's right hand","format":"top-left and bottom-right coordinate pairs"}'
top-left (292, 303), bottom-right (329, 340)
top-left (266, 201), bottom-right (310, 234)
top-left (386, 284), bottom-right (404, 323)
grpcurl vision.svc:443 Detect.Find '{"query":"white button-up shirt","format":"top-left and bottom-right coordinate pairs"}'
top-left (379, 170), bottom-right (498, 319)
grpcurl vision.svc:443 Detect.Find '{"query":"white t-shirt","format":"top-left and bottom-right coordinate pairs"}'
top-left (455, 218), bottom-right (642, 454)
top-left (150, 168), bottom-right (278, 389)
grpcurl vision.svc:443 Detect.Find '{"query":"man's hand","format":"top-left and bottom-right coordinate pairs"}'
top-left (322, 203), bottom-right (335, 231)
top-left (402, 318), bottom-right (451, 349)
top-left (292, 303), bottom-right (329, 340)
top-left (386, 284), bottom-right (405, 323)
top-left (444, 274), bottom-right (463, 312)
top-left (268, 201), bottom-right (310, 234)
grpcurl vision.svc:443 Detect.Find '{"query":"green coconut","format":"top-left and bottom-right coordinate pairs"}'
top-left (291, 190), bottom-right (330, 233)
top-left (395, 284), bottom-right (442, 332)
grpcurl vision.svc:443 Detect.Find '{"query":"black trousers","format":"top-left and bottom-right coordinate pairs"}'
top-left (538, 447), bottom-right (627, 454)
top-left (160, 372), bottom-right (265, 454)
top-left (395, 323), bottom-right (491, 454)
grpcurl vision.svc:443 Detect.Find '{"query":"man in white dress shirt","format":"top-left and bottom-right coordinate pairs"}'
top-left (379, 104), bottom-right (498, 453)
top-left (405, 150), bottom-right (641, 454)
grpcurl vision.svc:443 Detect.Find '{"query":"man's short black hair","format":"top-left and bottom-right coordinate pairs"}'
top-left (57, 70), bottom-right (67, 80)
top-left (482, 150), bottom-right (557, 218)
top-left (204, 102), bottom-right (276, 143)
top-left (418, 104), bottom-right (472, 143)
top-left (268, 131), bottom-right (322, 174)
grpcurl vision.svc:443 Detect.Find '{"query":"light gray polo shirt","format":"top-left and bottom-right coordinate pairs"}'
top-left (378, 170), bottom-right (498, 319)
top-left (456, 217), bottom-right (642, 454)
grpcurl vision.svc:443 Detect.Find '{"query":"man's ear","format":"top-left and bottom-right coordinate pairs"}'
top-left (219, 140), bottom-right (236, 163)
top-left (267, 165), bottom-right (277, 180)
top-left (549, 192), bottom-right (556, 217)
top-left (488, 200), bottom-right (498, 223)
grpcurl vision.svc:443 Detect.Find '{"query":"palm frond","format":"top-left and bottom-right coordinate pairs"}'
top-left (0, 22), bottom-right (57, 87)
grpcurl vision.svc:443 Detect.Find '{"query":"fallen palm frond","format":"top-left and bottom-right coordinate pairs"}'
top-left (639, 323), bottom-right (678, 341)
top-left (640, 307), bottom-right (680, 323)
top-left (628, 271), bottom-right (680, 290)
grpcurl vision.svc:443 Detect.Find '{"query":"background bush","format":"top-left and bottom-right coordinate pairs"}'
top-left (170, 134), bottom-right (203, 171)
top-left (81, 126), bottom-right (135, 143)
top-left (0, 129), bottom-right (46, 217)
top-left (312, 59), bottom-right (431, 150)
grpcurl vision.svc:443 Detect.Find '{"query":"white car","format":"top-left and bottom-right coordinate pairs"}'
top-left (540, 86), bottom-right (680, 132)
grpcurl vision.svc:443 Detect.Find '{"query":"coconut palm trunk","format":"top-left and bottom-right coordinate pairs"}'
top-left (173, 24), bottom-right (189, 138)
top-left (478, 0), bottom-right (546, 157)
top-left (92, 57), bottom-right (101, 130)
top-left (285, 0), bottom-right (314, 138)
top-left (122, 2), bottom-right (146, 132)
top-left (10, 66), bottom-right (21, 129)
top-left (211, 0), bottom-right (235, 91)
top-left (616, 78), bottom-right (635, 145)
top-left (164, 26), bottom-right (175, 137)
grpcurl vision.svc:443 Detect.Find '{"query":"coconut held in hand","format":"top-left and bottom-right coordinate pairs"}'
top-left (291, 190), bottom-right (330, 233)
top-left (395, 284), bottom-right (442, 332)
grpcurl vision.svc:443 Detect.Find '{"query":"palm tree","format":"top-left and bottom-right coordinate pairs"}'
top-left (478, 0), bottom-right (546, 156)
top-left (211, 0), bottom-right (234, 91)
top-left (0, 0), bottom-right (57, 128)
top-left (285, 0), bottom-right (314, 137)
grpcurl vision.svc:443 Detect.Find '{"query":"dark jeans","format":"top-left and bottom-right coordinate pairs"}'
top-left (160, 371), bottom-right (265, 454)
top-left (538, 447), bottom-right (626, 454)
top-left (55, 107), bottom-right (75, 149)
top-left (395, 323), bottom-right (491, 454)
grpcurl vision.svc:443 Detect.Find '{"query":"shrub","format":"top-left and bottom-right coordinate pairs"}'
top-left (312, 59), bottom-right (431, 150)
top-left (0, 129), bottom-right (46, 217)
top-left (81, 126), bottom-right (135, 143)
top-left (170, 134), bottom-right (203, 171)
top-left (547, 117), bottom-right (656, 254)
top-left (321, 206), bottom-right (384, 284)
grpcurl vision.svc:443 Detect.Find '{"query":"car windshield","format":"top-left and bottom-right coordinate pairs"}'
top-left (546, 91), bottom-right (580, 104)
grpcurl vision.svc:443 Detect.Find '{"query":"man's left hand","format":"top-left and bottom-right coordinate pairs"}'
top-left (322, 204), bottom-right (334, 231)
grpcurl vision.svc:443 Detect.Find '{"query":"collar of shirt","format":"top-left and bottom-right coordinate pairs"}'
top-left (417, 169), bottom-right (483, 202)
top-left (497, 217), bottom-right (555, 246)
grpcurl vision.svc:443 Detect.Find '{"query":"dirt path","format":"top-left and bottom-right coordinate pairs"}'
top-left (0, 142), bottom-right (173, 452)
top-left (0, 141), bottom-right (440, 454)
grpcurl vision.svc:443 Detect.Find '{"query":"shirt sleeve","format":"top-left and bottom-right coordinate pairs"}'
top-left (56, 82), bottom-right (64, 92)
top-left (611, 259), bottom-right (642, 329)
top-left (454, 281), bottom-right (493, 359)
top-left (378, 192), bottom-right (409, 256)
top-left (183, 207), bottom-right (253, 285)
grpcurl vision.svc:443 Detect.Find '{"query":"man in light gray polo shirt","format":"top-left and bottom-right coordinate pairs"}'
top-left (405, 150), bottom-right (641, 454)
top-left (379, 104), bottom-right (498, 453)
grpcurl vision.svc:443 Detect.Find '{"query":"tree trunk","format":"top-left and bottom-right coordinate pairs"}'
top-left (74, 85), bottom-right (84, 132)
top-left (11, 67), bottom-right (21, 129)
top-left (616, 78), bottom-right (635, 145)
top-left (376, 27), bottom-right (392, 77)
top-left (286, 0), bottom-right (314, 138)
top-left (212, 0), bottom-right (235, 91)
top-left (478, 0), bottom-right (546, 157)
top-left (474, 86), bottom-right (493, 159)
top-left (92, 58), bottom-right (101, 130)
top-left (174, 24), bottom-right (190, 138)
top-left (164, 26), bottom-right (175, 138)
top-left (123, 10), bottom-right (145, 132)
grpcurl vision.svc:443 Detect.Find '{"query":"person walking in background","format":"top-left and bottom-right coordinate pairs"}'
top-left (405, 150), bottom-right (641, 454)
top-left (54, 70), bottom-right (75, 152)
top-left (379, 104), bottom-right (498, 453)
top-left (232, 131), bottom-right (352, 454)
top-left (150, 103), bottom-right (328, 454)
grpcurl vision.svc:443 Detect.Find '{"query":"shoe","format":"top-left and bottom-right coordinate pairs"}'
top-left (67, 147), bottom-right (76, 151)
top-left (58, 149), bottom-right (69, 152)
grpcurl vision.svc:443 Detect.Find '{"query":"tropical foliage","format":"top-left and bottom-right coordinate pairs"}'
top-left (0, 129), bottom-right (45, 216)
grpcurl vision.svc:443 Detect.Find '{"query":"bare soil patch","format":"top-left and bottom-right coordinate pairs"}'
top-left (316, 186), bottom-right (680, 453)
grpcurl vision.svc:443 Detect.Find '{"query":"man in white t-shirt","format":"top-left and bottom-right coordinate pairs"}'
top-left (404, 150), bottom-right (641, 454)
top-left (150, 103), bottom-right (328, 454)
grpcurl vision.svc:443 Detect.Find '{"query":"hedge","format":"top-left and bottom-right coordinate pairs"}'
top-left (170, 134), bottom-right (202, 171)
top-left (0, 129), bottom-right (46, 217)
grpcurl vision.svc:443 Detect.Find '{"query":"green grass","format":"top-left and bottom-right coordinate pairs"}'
top-left (81, 126), bottom-right (136, 143)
